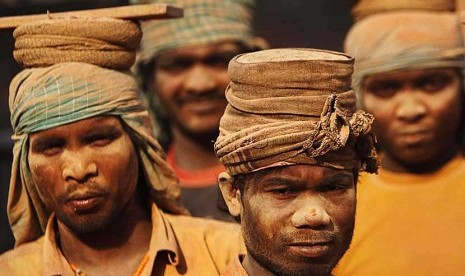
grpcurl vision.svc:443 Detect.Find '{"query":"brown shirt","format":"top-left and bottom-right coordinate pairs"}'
top-left (0, 204), bottom-right (245, 275)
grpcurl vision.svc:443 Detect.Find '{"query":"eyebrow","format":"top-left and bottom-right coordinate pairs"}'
top-left (320, 173), bottom-right (354, 185)
top-left (30, 135), bottom-right (64, 151)
top-left (82, 124), bottom-right (120, 136)
top-left (261, 172), bottom-right (353, 187)
top-left (261, 176), bottom-right (302, 186)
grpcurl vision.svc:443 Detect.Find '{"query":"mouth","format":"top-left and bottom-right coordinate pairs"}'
top-left (179, 98), bottom-right (227, 114)
top-left (66, 192), bottom-right (105, 213)
top-left (287, 241), bottom-right (334, 258)
top-left (397, 129), bottom-right (433, 145)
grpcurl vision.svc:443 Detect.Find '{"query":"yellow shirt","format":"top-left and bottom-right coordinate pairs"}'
top-left (334, 156), bottom-right (465, 276)
top-left (0, 204), bottom-right (244, 275)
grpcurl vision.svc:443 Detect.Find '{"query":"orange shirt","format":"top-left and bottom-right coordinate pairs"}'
top-left (166, 146), bottom-right (235, 222)
top-left (0, 204), bottom-right (245, 275)
top-left (166, 146), bottom-right (225, 188)
top-left (334, 155), bottom-right (465, 276)
top-left (221, 255), bottom-right (248, 276)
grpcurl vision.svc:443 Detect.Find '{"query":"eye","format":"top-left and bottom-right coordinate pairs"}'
top-left (364, 80), bottom-right (401, 98)
top-left (32, 140), bottom-right (64, 156)
top-left (86, 132), bottom-right (119, 147)
top-left (267, 186), bottom-right (299, 199)
top-left (204, 52), bottom-right (237, 68)
top-left (317, 182), bottom-right (351, 194)
top-left (157, 57), bottom-right (194, 73)
top-left (417, 74), bottom-right (453, 93)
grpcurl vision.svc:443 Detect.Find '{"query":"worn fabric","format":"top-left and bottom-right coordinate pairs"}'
top-left (345, 11), bottom-right (465, 103)
top-left (333, 155), bottom-right (465, 276)
top-left (0, 203), bottom-right (245, 275)
top-left (8, 18), bottom-right (185, 247)
top-left (221, 255), bottom-right (248, 276)
top-left (14, 17), bottom-right (141, 70)
top-left (352, 0), bottom-right (455, 21)
top-left (134, 0), bottom-right (267, 68)
top-left (215, 48), bottom-right (378, 176)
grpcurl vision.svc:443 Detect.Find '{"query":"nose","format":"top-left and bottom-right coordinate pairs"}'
top-left (291, 202), bottom-right (331, 229)
top-left (183, 64), bottom-right (217, 94)
top-left (62, 151), bottom-right (98, 182)
top-left (396, 94), bottom-right (427, 122)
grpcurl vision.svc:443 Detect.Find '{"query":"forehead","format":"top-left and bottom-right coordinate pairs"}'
top-left (247, 165), bottom-right (353, 187)
top-left (157, 41), bottom-right (244, 59)
top-left (29, 116), bottom-right (123, 140)
top-left (364, 67), bottom-right (460, 83)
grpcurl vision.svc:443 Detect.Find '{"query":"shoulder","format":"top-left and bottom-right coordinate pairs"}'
top-left (166, 214), bottom-right (242, 242)
top-left (165, 214), bottom-right (245, 268)
top-left (0, 237), bottom-right (44, 273)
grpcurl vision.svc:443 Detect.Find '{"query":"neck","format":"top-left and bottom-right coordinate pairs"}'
top-left (172, 126), bottom-right (221, 171)
top-left (242, 254), bottom-right (276, 276)
top-left (381, 145), bottom-right (459, 174)
top-left (58, 198), bottom-right (152, 275)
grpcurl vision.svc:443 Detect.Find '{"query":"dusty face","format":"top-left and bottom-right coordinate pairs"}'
top-left (361, 67), bottom-right (462, 171)
top-left (28, 116), bottom-right (139, 234)
top-left (152, 42), bottom-right (245, 139)
top-left (240, 165), bottom-right (356, 276)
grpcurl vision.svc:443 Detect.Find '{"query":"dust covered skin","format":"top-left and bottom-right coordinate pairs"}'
top-left (27, 116), bottom-right (140, 234)
top-left (361, 67), bottom-right (462, 172)
top-left (239, 165), bottom-right (356, 276)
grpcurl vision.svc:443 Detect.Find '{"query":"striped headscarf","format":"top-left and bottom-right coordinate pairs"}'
top-left (345, 11), bottom-right (465, 104)
top-left (134, 0), bottom-right (267, 68)
top-left (351, 0), bottom-right (455, 21)
top-left (215, 48), bottom-right (378, 176)
top-left (9, 17), bottom-right (185, 246)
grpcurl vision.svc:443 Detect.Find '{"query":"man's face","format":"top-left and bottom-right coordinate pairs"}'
top-left (361, 67), bottom-right (462, 169)
top-left (28, 116), bottom-right (139, 234)
top-left (240, 165), bottom-right (356, 276)
top-left (152, 42), bottom-right (245, 138)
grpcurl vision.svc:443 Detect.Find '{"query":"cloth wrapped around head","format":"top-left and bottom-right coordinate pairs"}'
top-left (134, 0), bottom-right (268, 68)
top-left (351, 0), bottom-right (455, 21)
top-left (9, 17), bottom-right (186, 246)
top-left (214, 48), bottom-right (378, 176)
top-left (345, 11), bottom-right (465, 103)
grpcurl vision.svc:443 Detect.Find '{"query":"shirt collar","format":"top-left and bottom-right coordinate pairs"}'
top-left (42, 203), bottom-right (180, 275)
top-left (144, 203), bottom-right (180, 273)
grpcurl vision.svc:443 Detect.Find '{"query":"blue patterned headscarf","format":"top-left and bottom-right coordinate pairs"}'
top-left (9, 17), bottom-right (186, 247)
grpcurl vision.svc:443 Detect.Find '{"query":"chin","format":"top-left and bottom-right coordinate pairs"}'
top-left (249, 249), bottom-right (338, 276)
top-left (57, 209), bottom-right (119, 235)
top-left (264, 261), bottom-right (333, 276)
top-left (179, 122), bottom-right (220, 140)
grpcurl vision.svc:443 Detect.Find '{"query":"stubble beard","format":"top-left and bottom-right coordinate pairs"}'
top-left (54, 184), bottom-right (131, 235)
top-left (241, 208), bottom-right (354, 276)
top-left (56, 201), bottom-right (123, 235)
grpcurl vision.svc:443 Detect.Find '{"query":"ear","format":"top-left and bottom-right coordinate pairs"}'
top-left (218, 172), bottom-right (241, 217)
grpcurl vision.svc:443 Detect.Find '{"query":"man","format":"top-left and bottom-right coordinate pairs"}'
top-left (214, 48), bottom-right (379, 276)
top-left (0, 17), bottom-right (243, 275)
top-left (333, 10), bottom-right (465, 275)
top-left (134, 0), bottom-right (267, 221)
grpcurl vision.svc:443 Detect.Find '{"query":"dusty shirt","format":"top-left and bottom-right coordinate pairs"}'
top-left (221, 255), bottom-right (248, 276)
top-left (0, 204), bottom-right (244, 275)
top-left (167, 146), bottom-right (236, 223)
top-left (333, 155), bottom-right (465, 276)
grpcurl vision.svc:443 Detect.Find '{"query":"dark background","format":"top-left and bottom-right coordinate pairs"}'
top-left (0, 0), bottom-right (353, 253)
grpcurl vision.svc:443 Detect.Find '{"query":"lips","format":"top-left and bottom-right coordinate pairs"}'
top-left (287, 241), bottom-right (334, 258)
top-left (396, 129), bottom-right (434, 145)
top-left (66, 192), bottom-right (105, 213)
top-left (179, 97), bottom-right (226, 114)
